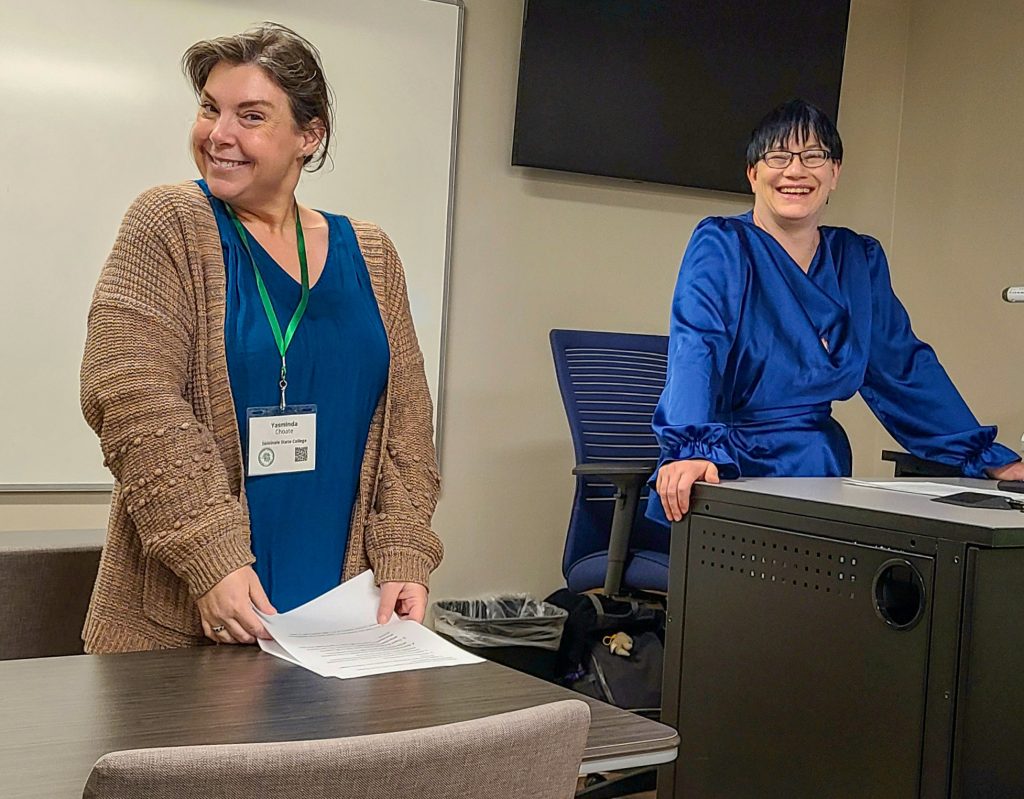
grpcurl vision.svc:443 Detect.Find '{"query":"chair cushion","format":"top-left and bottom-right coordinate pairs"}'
top-left (566, 550), bottom-right (669, 594)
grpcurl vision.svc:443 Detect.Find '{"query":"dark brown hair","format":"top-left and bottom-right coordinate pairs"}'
top-left (746, 99), bottom-right (843, 169)
top-left (182, 22), bottom-right (334, 171)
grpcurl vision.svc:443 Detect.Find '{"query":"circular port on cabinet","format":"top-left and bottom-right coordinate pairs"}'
top-left (873, 559), bottom-right (926, 630)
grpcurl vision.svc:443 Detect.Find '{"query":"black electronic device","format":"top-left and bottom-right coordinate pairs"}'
top-left (512, 0), bottom-right (852, 194)
top-left (933, 492), bottom-right (1022, 511)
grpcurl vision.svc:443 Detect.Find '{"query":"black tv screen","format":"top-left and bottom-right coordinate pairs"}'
top-left (512, 0), bottom-right (851, 195)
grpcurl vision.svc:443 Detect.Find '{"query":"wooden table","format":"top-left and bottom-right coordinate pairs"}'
top-left (2, 646), bottom-right (679, 798)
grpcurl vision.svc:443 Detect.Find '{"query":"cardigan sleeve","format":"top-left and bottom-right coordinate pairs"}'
top-left (81, 187), bottom-right (254, 597)
top-left (363, 229), bottom-right (443, 587)
top-left (858, 236), bottom-right (1019, 477)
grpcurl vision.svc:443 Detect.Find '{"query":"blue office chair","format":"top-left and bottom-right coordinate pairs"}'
top-left (550, 329), bottom-right (669, 597)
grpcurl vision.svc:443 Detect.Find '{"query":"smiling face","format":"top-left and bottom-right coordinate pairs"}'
top-left (747, 136), bottom-right (841, 229)
top-left (190, 61), bottom-right (322, 209)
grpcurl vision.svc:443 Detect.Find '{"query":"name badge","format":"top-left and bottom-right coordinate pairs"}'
top-left (246, 405), bottom-right (317, 476)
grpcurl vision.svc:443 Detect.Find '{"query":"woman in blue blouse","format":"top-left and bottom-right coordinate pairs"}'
top-left (651, 99), bottom-right (1024, 523)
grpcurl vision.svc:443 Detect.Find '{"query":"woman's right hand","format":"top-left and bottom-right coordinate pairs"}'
top-left (196, 565), bottom-right (276, 644)
top-left (656, 459), bottom-right (720, 522)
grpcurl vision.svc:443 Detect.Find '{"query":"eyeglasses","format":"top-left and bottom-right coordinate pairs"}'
top-left (760, 148), bottom-right (831, 169)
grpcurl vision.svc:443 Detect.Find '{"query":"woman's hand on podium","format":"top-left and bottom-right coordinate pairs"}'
top-left (196, 566), bottom-right (276, 644)
top-left (987, 461), bottom-right (1024, 481)
top-left (656, 459), bottom-right (720, 522)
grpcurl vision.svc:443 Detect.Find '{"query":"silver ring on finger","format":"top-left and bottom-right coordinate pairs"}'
top-left (211, 625), bottom-right (226, 633)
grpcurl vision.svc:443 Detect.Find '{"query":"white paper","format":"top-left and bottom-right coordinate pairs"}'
top-left (257, 571), bottom-right (483, 679)
top-left (842, 479), bottom-right (1016, 498)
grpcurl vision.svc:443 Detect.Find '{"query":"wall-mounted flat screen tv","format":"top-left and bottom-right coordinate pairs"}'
top-left (512, 0), bottom-right (852, 195)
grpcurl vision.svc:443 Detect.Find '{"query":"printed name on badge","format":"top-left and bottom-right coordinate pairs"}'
top-left (246, 405), bottom-right (317, 476)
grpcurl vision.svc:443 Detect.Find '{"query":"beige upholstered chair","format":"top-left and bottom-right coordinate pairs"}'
top-left (83, 699), bottom-right (590, 799)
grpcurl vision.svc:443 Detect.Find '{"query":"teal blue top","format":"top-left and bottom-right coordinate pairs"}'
top-left (199, 181), bottom-right (390, 612)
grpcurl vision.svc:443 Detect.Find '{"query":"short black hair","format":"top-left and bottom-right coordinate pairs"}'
top-left (745, 99), bottom-right (843, 168)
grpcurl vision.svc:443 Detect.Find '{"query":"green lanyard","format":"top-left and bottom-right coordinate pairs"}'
top-left (225, 202), bottom-right (309, 409)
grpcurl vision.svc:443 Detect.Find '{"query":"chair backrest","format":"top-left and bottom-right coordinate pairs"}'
top-left (83, 699), bottom-right (591, 799)
top-left (550, 329), bottom-right (668, 576)
top-left (0, 530), bottom-right (103, 660)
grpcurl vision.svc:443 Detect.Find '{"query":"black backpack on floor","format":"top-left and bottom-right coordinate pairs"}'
top-left (544, 589), bottom-right (664, 715)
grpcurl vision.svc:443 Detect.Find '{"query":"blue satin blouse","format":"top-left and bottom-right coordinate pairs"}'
top-left (647, 211), bottom-right (1018, 525)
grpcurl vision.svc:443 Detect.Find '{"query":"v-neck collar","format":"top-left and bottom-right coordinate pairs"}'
top-left (244, 216), bottom-right (332, 293)
top-left (736, 211), bottom-right (853, 362)
top-left (738, 210), bottom-right (823, 276)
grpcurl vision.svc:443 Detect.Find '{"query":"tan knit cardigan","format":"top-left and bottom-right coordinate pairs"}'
top-left (80, 182), bottom-right (443, 654)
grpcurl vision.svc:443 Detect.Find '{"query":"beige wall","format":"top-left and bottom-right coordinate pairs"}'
top-left (11, 0), bottom-right (1018, 607)
top-left (0, 492), bottom-right (109, 533)
top-left (887, 0), bottom-right (1024, 457)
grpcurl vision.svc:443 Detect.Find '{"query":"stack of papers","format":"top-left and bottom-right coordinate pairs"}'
top-left (842, 479), bottom-right (1015, 498)
top-left (257, 571), bottom-right (483, 679)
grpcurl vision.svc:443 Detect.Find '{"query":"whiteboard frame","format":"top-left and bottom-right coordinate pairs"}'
top-left (433, 0), bottom-right (464, 468)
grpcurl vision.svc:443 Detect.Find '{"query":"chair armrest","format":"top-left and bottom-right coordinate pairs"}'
top-left (572, 461), bottom-right (657, 480)
top-left (881, 450), bottom-right (960, 478)
top-left (572, 461), bottom-right (657, 596)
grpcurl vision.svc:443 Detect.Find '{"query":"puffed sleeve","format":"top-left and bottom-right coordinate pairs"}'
top-left (651, 218), bottom-right (746, 492)
top-left (858, 236), bottom-right (1018, 477)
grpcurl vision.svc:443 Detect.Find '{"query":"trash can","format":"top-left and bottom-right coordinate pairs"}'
top-left (433, 596), bottom-right (568, 681)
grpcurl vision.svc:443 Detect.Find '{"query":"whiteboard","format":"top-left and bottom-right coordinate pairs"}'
top-left (0, 0), bottom-right (461, 487)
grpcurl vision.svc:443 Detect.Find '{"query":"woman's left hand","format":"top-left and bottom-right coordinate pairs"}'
top-left (377, 581), bottom-right (428, 624)
top-left (987, 461), bottom-right (1024, 481)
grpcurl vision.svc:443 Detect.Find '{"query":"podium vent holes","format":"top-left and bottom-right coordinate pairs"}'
top-left (702, 529), bottom-right (864, 599)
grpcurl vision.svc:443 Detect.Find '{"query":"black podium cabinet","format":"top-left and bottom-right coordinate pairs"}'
top-left (659, 478), bottom-right (1024, 799)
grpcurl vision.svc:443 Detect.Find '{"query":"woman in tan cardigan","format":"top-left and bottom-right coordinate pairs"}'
top-left (80, 23), bottom-right (442, 654)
